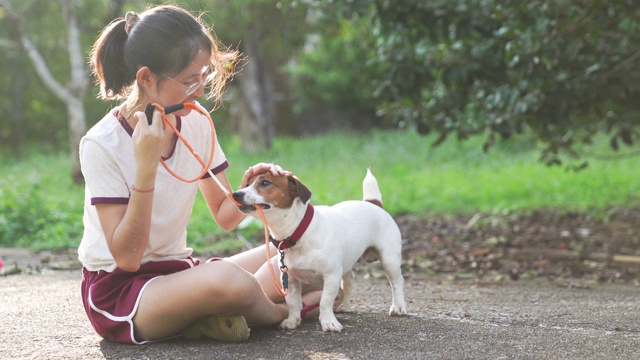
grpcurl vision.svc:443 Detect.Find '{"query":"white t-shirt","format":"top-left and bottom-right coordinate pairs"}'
top-left (78, 103), bottom-right (229, 272)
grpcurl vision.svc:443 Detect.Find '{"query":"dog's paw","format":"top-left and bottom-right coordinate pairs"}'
top-left (389, 303), bottom-right (408, 316)
top-left (321, 319), bottom-right (343, 332)
top-left (334, 303), bottom-right (351, 313)
top-left (320, 314), bottom-right (343, 332)
top-left (279, 317), bottom-right (301, 330)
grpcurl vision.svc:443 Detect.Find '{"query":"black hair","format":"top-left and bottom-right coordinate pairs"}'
top-left (90, 5), bottom-right (237, 103)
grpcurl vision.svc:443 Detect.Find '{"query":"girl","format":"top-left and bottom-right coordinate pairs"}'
top-left (79, 5), bottom-right (319, 344)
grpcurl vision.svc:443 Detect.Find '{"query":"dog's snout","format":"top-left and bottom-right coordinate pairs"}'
top-left (232, 191), bottom-right (244, 202)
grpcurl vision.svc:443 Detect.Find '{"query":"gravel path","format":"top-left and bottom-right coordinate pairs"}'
top-left (2, 260), bottom-right (640, 359)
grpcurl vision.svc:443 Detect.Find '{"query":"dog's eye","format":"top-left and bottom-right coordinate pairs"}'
top-left (260, 180), bottom-right (271, 187)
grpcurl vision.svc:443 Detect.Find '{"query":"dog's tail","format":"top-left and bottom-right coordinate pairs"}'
top-left (363, 168), bottom-right (383, 208)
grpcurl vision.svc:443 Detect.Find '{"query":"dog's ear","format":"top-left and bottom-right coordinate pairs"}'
top-left (288, 175), bottom-right (312, 204)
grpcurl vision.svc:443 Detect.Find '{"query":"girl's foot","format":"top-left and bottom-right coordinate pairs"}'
top-left (181, 314), bottom-right (250, 342)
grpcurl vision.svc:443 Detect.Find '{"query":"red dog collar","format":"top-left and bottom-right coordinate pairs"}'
top-left (270, 203), bottom-right (314, 250)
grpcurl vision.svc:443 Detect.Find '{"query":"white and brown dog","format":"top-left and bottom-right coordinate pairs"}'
top-left (232, 169), bottom-right (408, 332)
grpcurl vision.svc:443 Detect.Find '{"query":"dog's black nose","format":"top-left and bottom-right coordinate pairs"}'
top-left (232, 192), bottom-right (244, 202)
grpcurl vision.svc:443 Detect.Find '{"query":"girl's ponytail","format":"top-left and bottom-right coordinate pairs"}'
top-left (90, 18), bottom-right (135, 100)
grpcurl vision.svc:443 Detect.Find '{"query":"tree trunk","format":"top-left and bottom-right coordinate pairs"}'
top-left (235, 27), bottom-right (275, 153)
top-left (10, 62), bottom-right (28, 155)
top-left (66, 96), bottom-right (86, 184)
top-left (62, 0), bottom-right (87, 183)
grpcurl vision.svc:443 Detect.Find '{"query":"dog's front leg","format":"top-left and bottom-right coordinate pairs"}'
top-left (319, 271), bottom-right (344, 332)
top-left (279, 277), bottom-right (303, 330)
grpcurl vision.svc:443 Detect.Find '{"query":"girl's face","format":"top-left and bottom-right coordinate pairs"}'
top-left (151, 49), bottom-right (212, 117)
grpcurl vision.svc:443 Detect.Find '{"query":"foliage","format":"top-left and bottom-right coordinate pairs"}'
top-left (3, 0), bottom-right (638, 166)
top-left (0, 176), bottom-right (82, 250)
top-left (0, 1), bottom-right (68, 152)
top-left (284, 0), bottom-right (640, 166)
top-left (284, 13), bottom-right (385, 127)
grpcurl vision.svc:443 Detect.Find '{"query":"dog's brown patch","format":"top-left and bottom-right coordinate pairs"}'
top-left (251, 173), bottom-right (312, 208)
top-left (365, 198), bottom-right (383, 208)
top-left (255, 174), bottom-right (295, 208)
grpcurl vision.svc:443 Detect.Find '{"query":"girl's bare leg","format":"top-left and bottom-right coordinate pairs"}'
top-left (132, 259), bottom-right (287, 341)
top-left (226, 244), bottom-right (275, 274)
top-left (227, 244), bottom-right (324, 304)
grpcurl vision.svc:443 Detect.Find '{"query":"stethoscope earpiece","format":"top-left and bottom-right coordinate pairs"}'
top-left (163, 103), bottom-right (185, 115)
top-left (144, 103), bottom-right (155, 125)
top-left (144, 103), bottom-right (186, 125)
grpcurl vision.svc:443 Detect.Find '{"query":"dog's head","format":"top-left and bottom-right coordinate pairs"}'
top-left (232, 173), bottom-right (312, 214)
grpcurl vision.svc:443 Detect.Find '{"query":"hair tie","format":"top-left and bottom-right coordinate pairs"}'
top-left (124, 11), bottom-right (140, 35)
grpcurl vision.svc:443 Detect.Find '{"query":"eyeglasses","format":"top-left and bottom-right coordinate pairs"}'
top-left (165, 68), bottom-right (217, 96)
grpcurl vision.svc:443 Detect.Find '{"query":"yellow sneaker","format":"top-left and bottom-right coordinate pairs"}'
top-left (181, 315), bottom-right (249, 342)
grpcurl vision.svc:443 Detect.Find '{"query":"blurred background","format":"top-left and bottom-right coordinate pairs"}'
top-left (1, 0), bottom-right (639, 168)
top-left (0, 1), bottom-right (639, 266)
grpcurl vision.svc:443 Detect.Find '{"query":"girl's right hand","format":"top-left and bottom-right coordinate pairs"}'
top-left (240, 163), bottom-right (291, 189)
top-left (131, 108), bottom-right (164, 174)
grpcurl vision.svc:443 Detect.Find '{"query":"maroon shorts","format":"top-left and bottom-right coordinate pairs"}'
top-left (81, 257), bottom-right (211, 344)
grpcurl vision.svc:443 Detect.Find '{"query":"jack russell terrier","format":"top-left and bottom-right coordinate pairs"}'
top-left (232, 168), bottom-right (408, 332)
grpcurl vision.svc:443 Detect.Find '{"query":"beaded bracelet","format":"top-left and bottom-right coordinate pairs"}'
top-left (130, 185), bottom-right (155, 193)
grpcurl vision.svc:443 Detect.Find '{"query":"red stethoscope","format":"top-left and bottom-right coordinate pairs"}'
top-left (145, 102), bottom-right (289, 296)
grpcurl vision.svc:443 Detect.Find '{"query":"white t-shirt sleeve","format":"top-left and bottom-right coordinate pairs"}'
top-left (80, 138), bottom-right (130, 203)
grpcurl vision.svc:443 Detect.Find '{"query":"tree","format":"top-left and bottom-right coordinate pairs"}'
top-left (285, 0), bottom-right (640, 166)
top-left (284, 8), bottom-right (386, 130)
top-left (0, 0), bottom-right (88, 183)
top-left (0, 0), bottom-right (129, 181)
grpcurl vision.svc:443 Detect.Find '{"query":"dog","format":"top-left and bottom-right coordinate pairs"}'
top-left (232, 168), bottom-right (408, 332)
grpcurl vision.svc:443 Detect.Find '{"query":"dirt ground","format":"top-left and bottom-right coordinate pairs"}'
top-left (394, 206), bottom-right (640, 285)
top-left (1, 207), bottom-right (639, 284)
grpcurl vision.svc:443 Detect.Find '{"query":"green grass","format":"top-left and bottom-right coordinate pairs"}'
top-left (213, 130), bottom-right (640, 215)
top-left (0, 152), bottom-right (84, 249)
top-left (1, 130), bottom-right (639, 251)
